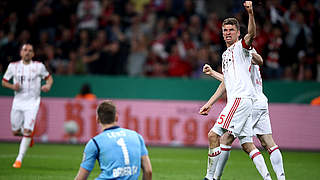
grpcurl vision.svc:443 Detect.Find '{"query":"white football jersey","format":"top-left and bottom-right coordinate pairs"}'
top-left (222, 39), bottom-right (255, 100)
top-left (3, 60), bottom-right (50, 110)
top-left (250, 49), bottom-right (268, 109)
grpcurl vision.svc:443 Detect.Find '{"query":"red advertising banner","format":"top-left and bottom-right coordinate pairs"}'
top-left (0, 97), bottom-right (319, 150)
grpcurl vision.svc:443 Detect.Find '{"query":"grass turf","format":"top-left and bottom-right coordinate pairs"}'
top-left (0, 142), bottom-right (319, 180)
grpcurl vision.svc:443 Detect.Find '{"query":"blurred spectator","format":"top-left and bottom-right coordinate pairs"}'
top-left (101, 40), bottom-right (129, 75)
top-left (82, 38), bottom-right (103, 74)
top-left (74, 46), bottom-right (88, 74)
top-left (252, 22), bottom-right (269, 55)
top-left (177, 31), bottom-right (196, 59)
top-left (144, 50), bottom-right (167, 77)
top-left (44, 45), bottom-right (68, 74)
top-left (56, 28), bottom-right (74, 60)
top-left (264, 26), bottom-right (283, 79)
top-left (267, 0), bottom-right (285, 25)
top-left (203, 12), bottom-right (221, 49)
top-left (132, 0), bottom-right (150, 14)
top-left (0, 32), bottom-right (18, 72)
top-left (76, 83), bottom-right (96, 100)
top-left (167, 43), bottom-right (191, 77)
top-left (75, 29), bottom-right (91, 49)
top-left (187, 14), bottom-right (202, 47)
top-left (2, 12), bottom-right (19, 34)
top-left (77, 0), bottom-right (101, 30)
top-left (99, 0), bottom-right (114, 28)
top-left (127, 34), bottom-right (148, 76)
top-left (282, 66), bottom-right (295, 81)
top-left (284, 5), bottom-right (312, 61)
top-left (192, 47), bottom-right (210, 78)
top-left (122, 1), bottom-right (138, 29)
top-left (106, 14), bottom-right (126, 42)
top-left (0, 0), bottom-right (318, 81)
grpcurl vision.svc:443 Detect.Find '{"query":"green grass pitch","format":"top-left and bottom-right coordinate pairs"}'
top-left (0, 142), bottom-right (319, 180)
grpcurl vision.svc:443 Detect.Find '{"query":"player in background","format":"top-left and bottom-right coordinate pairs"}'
top-left (200, 1), bottom-right (272, 180)
top-left (2, 43), bottom-right (53, 168)
top-left (75, 100), bottom-right (152, 180)
top-left (201, 50), bottom-right (286, 180)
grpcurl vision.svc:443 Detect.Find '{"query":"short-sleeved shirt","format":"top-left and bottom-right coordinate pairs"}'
top-left (2, 60), bottom-right (50, 110)
top-left (81, 126), bottom-right (148, 180)
top-left (222, 39), bottom-right (255, 101)
top-left (250, 49), bottom-right (268, 109)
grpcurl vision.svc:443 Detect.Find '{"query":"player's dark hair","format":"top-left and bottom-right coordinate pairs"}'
top-left (222, 18), bottom-right (240, 30)
top-left (97, 100), bottom-right (116, 124)
top-left (20, 43), bottom-right (34, 51)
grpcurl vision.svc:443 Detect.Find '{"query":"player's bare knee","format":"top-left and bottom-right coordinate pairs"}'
top-left (208, 130), bottom-right (220, 147)
top-left (241, 142), bottom-right (256, 154)
top-left (258, 134), bottom-right (276, 150)
top-left (257, 135), bottom-right (267, 148)
top-left (221, 132), bottom-right (234, 146)
top-left (208, 130), bottom-right (219, 140)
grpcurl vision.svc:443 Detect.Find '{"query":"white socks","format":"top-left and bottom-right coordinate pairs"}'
top-left (213, 144), bottom-right (231, 180)
top-left (205, 147), bottom-right (221, 179)
top-left (207, 145), bottom-right (284, 180)
top-left (16, 136), bottom-right (31, 162)
top-left (249, 149), bottom-right (272, 180)
top-left (268, 146), bottom-right (285, 180)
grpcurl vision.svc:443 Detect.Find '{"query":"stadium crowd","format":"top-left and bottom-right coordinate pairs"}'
top-left (0, 0), bottom-right (319, 81)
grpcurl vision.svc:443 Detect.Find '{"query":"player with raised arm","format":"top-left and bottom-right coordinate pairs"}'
top-left (2, 43), bottom-right (53, 168)
top-left (200, 1), bottom-right (272, 180)
top-left (202, 50), bottom-right (286, 180)
top-left (75, 100), bottom-right (152, 180)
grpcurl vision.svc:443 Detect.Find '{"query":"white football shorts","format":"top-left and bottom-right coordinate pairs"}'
top-left (10, 107), bottom-right (39, 132)
top-left (252, 108), bottom-right (272, 135)
top-left (211, 98), bottom-right (254, 144)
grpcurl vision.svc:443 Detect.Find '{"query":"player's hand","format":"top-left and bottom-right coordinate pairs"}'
top-left (243, 1), bottom-right (253, 15)
top-left (41, 84), bottom-right (51, 92)
top-left (13, 83), bottom-right (20, 91)
top-left (203, 64), bottom-right (213, 76)
top-left (199, 104), bottom-right (212, 116)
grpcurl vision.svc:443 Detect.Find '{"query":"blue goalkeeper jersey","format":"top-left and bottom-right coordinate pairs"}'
top-left (81, 126), bottom-right (148, 180)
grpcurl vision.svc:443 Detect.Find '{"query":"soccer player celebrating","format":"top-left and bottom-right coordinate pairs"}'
top-left (202, 50), bottom-right (286, 180)
top-left (199, 1), bottom-right (272, 180)
top-left (75, 100), bottom-right (152, 180)
top-left (2, 43), bottom-right (53, 168)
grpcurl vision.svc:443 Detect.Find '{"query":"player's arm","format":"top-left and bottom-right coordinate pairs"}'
top-left (74, 167), bottom-right (90, 180)
top-left (141, 155), bottom-right (152, 180)
top-left (199, 82), bottom-right (226, 116)
top-left (251, 53), bottom-right (263, 66)
top-left (203, 64), bottom-right (224, 82)
top-left (2, 64), bottom-right (20, 91)
top-left (41, 75), bottom-right (53, 92)
top-left (2, 80), bottom-right (20, 91)
top-left (75, 139), bottom-right (97, 180)
top-left (243, 1), bottom-right (256, 47)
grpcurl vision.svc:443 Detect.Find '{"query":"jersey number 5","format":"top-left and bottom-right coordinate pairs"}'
top-left (117, 138), bottom-right (130, 165)
top-left (217, 115), bottom-right (225, 124)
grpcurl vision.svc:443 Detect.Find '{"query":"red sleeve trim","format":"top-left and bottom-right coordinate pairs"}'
top-left (241, 38), bottom-right (251, 50)
top-left (44, 74), bottom-right (51, 80)
top-left (2, 78), bottom-right (9, 82)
